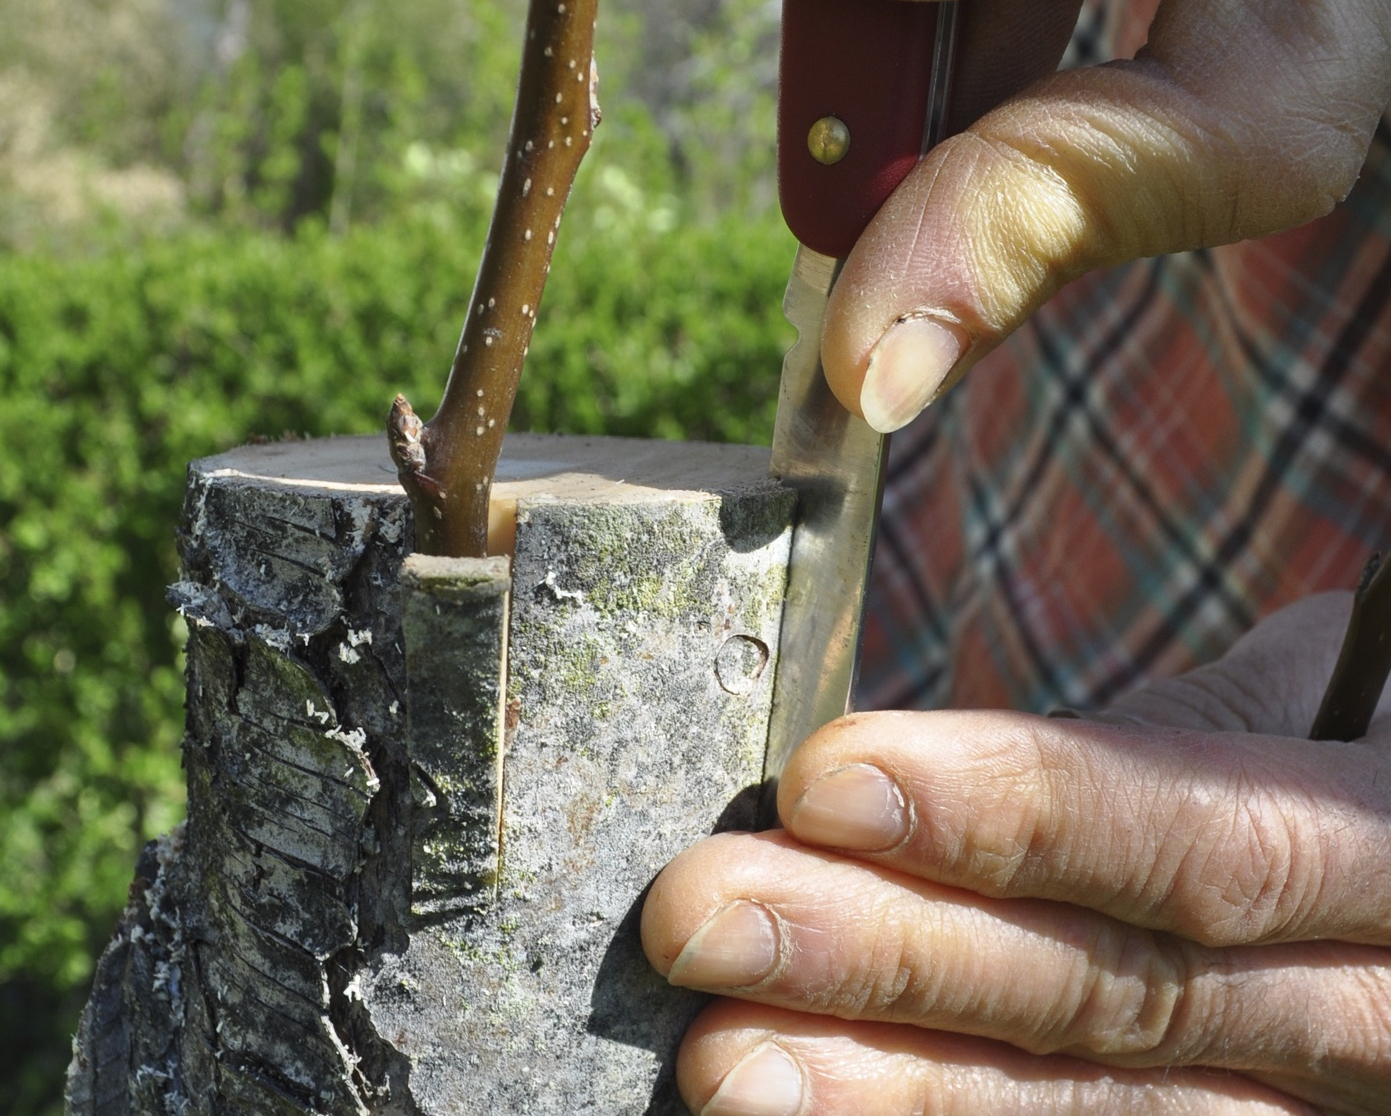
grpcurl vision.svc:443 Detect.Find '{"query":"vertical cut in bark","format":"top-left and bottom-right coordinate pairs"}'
top-left (390, 0), bottom-right (601, 557)
top-left (67, 434), bottom-right (794, 1114)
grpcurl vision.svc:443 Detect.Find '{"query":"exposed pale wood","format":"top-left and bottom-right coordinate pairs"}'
top-left (214, 431), bottom-right (786, 554)
top-left (68, 434), bottom-right (794, 1116)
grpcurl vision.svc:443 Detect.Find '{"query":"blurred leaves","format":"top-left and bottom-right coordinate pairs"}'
top-left (0, 0), bottom-right (780, 244)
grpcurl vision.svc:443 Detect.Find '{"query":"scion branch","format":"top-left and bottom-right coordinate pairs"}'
top-left (390, 0), bottom-right (601, 556)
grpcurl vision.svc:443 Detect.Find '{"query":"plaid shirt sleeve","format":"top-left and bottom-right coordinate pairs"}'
top-left (858, 1), bottom-right (1391, 714)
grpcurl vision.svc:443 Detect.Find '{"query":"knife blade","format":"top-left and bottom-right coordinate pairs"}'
top-left (764, 0), bottom-right (960, 793)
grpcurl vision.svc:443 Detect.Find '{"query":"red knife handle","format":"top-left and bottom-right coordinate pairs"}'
top-left (778, 0), bottom-right (946, 259)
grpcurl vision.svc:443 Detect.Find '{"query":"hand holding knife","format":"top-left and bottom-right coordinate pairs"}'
top-left (764, 0), bottom-right (960, 792)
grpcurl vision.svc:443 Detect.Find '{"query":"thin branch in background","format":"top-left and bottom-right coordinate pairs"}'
top-left (1310, 551), bottom-right (1391, 741)
top-left (328, 0), bottom-right (370, 236)
top-left (390, 0), bottom-right (601, 557)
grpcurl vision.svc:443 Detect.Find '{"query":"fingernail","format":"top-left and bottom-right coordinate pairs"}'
top-left (669, 901), bottom-right (781, 989)
top-left (860, 314), bottom-right (968, 433)
top-left (788, 764), bottom-right (911, 851)
top-left (702, 1042), bottom-right (805, 1116)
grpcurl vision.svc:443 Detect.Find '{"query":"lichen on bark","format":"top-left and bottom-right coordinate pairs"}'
top-left (68, 435), bottom-right (796, 1114)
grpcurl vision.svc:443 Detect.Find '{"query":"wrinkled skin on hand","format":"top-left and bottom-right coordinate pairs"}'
top-left (642, 593), bottom-right (1391, 1113)
top-left (640, 2), bottom-right (1391, 1110)
top-left (825, 0), bottom-right (1391, 432)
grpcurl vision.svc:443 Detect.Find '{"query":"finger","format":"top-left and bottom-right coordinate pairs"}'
top-left (644, 833), bottom-right (1391, 1109)
top-left (777, 707), bottom-right (1391, 946)
top-left (781, 595), bottom-right (1386, 944)
top-left (823, 0), bottom-right (1391, 431)
top-left (677, 1000), bottom-right (1312, 1116)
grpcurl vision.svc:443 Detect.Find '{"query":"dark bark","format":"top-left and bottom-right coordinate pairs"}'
top-left (1311, 551), bottom-right (1391, 741)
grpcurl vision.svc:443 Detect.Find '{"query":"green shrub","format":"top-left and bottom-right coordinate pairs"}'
top-left (0, 194), bottom-right (793, 1113)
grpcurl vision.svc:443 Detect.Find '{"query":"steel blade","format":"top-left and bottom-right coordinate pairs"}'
top-left (763, 245), bottom-right (889, 786)
top-left (761, 1), bottom-right (958, 807)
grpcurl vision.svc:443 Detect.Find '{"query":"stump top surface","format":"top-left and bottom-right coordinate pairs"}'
top-left (194, 432), bottom-right (776, 503)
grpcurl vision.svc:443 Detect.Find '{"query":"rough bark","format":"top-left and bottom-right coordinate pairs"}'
top-left (67, 433), bottom-right (793, 1115)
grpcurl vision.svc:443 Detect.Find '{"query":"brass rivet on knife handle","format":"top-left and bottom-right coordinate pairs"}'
top-left (808, 116), bottom-right (851, 165)
top-left (777, 0), bottom-right (955, 258)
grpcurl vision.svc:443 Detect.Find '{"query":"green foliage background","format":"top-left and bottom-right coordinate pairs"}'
top-left (0, 1), bottom-right (793, 1111)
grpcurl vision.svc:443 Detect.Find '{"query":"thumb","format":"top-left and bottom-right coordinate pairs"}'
top-left (823, 0), bottom-right (1391, 433)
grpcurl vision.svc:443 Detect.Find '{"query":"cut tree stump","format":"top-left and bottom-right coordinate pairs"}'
top-left (66, 433), bottom-right (796, 1115)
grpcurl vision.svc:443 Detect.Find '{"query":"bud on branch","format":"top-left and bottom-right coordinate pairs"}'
top-left (390, 0), bottom-right (601, 556)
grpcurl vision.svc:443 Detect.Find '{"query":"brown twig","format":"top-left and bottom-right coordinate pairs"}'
top-left (390, 0), bottom-right (601, 556)
top-left (1310, 551), bottom-right (1391, 740)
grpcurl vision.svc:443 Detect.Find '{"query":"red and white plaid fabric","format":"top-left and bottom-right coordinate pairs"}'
top-left (859, 0), bottom-right (1391, 713)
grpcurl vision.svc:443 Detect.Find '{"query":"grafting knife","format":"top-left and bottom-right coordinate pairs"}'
top-left (764, 0), bottom-right (959, 794)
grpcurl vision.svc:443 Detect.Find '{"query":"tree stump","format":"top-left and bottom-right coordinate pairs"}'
top-left (66, 433), bottom-right (795, 1115)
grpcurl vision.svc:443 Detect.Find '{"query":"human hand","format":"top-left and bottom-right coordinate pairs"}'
top-left (822, 0), bottom-right (1391, 432)
top-left (641, 592), bottom-right (1391, 1114)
